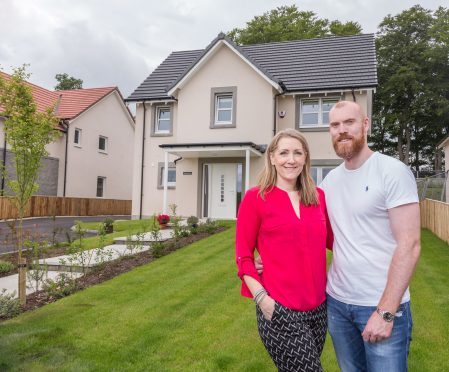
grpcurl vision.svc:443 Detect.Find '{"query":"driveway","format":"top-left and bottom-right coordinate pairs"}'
top-left (0, 216), bottom-right (130, 254)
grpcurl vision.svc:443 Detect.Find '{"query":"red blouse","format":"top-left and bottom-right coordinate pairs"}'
top-left (235, 186), bottom-right (333, 311)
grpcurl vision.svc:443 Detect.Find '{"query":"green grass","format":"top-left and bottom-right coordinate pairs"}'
top-left (0, 227), bottom-right (447, 371)
top-left (70, 218), bottom-right (156, 250)
top-left (77, 218), bottom-right (155, 232)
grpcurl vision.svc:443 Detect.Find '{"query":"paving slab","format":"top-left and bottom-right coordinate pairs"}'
top-left (0, 271), bottom-right (83, 297)
top-left (113, 228), bottom-right (174, 244)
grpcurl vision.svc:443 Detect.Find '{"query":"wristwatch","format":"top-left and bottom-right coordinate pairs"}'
top-left (376, 308), bottom-right (395, 322)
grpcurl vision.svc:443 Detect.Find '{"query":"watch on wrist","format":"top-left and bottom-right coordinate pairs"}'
top-left (376, 308), bottom-right (395, 322)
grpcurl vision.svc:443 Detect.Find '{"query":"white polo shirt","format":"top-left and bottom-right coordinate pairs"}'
top-left (320, 152), bottom-right (419, 306)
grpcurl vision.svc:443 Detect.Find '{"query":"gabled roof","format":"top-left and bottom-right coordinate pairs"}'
top-left (0, 72), bottom-right (129, 121)
top-left (126, 33), bottom-right (377, 102)
top-left (437, 134), bottom-right (449, 149)
top-left (56, 87), bottom-right (116, 119)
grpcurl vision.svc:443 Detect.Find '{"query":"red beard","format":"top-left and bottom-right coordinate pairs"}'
top-left (332, 133), bottom-right (366, 160)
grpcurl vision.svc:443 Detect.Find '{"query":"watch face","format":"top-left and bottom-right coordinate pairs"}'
top-left (377, 308), bottom-right (395, 322)
top-left (383, 312), bottom-right (394, 322)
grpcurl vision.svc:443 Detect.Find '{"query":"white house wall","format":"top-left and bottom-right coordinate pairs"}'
top-left (65, 91), bottom-right (134, 199)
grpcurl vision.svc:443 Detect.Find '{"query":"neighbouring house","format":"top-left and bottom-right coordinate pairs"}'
top-left (437, 135), bottom-right (449, 202)
top-left (0, 72), bottom-right (135, 199)
top-left (126, 33), bottom-right (377, 219)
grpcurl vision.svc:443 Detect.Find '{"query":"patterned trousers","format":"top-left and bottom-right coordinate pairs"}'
top-left (256, 301), bottom-right (327, 372)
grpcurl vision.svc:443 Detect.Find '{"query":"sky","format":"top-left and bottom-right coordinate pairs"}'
top-left (0, 0), bottom-right (445, 99)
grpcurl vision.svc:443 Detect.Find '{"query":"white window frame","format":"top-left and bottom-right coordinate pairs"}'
top-left (159, 166), bottom-right (176, 188)
top-left (215, 94), bottom-right (233, 125)
top-left (98, 135), bottom-right (108, 153)
top-left (300, 98), bottom-right (340, 128)
top-left (96, 176), bottom-right (106, 198)
top-left (155, 106), bottom-right (171, 134)
top-left (74, 128), bottom-right (82, 146)
top-left (311, 166), bottom-right (335, 185)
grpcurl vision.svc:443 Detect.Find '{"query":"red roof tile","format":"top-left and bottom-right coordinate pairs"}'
top-left (0, 71), bottom-right (59, 114)
top-left (56, 87), bottom-right (116, 119)
top-left (0, 72), bottom-right (117, 120)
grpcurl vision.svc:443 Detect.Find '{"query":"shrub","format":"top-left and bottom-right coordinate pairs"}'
top-left (0, 289), bottom-right (21, 319)
top-left (197, 219), bottom-right (219, 234)
top-left (187, 215), bottom-right (199, 228)
top-left (102, 218), bottom-right (114, 233)
top-left (42, 273), bottom-right (79, 300)
top-left (152, 242), bottom-right (165, 258)
top-left (0, 261), bottom-right (15, 274)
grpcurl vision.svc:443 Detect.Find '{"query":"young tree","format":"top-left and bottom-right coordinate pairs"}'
top-left (227, 5), bottom-right (362, 45)
top-left (55, 73), bottom-right (83, 90)
top-left (0, 66), bottom-right (59, 304)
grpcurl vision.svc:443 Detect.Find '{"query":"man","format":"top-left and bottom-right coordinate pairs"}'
top-left (320, 101), bottom-right (420, 371)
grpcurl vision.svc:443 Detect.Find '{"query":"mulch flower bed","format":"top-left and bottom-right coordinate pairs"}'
top-left (9, 226), bottom-right (228, 316)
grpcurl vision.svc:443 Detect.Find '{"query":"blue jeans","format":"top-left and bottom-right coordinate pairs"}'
top-left (327, 295), bottom-right (413, 372)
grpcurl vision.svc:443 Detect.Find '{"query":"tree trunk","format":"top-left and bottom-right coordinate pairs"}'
top-left (435, 149), bottom-right (442, 172)
top-left (397, 129), bottom-right (404, 162)
top-left (18, 257), bottom-right (26, 305)
top-left (404, 125), bottom-right (411, 165)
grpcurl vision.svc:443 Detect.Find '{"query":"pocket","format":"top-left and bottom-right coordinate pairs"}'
top-left (263, 301), bottom-right (279, 322)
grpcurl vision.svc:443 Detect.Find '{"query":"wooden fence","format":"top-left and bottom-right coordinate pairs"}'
top-left (420, 198), bottom-right (449, 244)
top-left (0, 196), bottom-right (131, 219)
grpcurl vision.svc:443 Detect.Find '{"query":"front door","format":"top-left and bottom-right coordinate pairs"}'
top-left (206, 163), bottom-right (237, 219)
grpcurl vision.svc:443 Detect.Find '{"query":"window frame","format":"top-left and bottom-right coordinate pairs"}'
top-left (151, 104), bottom-right (173, 137)
top-left (311, 166), bottom-right (337, 185)
top-left (299, 97), bottom-right (340, 129)
top-left (74, 128), bottom-right (82, 147)
top-left (157, 162), bottom-right (176, 189)
top-left (210, 86), bottom-right (237, 128)
top-left (96, 176), bottom-right (106, 198)
top-left (98, 135), bottom-right (108, 153)
top-left (215, 94), bottom-right (233, 125)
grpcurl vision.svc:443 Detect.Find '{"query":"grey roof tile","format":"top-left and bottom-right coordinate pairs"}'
top-left (126, 34), bottom-right (377, 101)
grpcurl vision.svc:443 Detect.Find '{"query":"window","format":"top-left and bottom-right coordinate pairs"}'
top-left (152, 105), bottom-right (173, 136)
top-left (220, 174), bottom-right (225, 203)
top-left (210, 86), bottom-right (237, 128)
top-left (156, 107), bottom-right (171, 133)
top-left (311, 166), bottom-right (335, 185)
top-left (96, 177), bottom-right (106, 197)
top-left (300, 98), bottom-right (340, 128)
top-left (98, 136), bottom-right (108, 152)
top-left (157, 162), bottom-right (176, 189)
top-left (215, 95), bottom-right (233, 124)
top-left (74, 128), bottom-right (82, 146)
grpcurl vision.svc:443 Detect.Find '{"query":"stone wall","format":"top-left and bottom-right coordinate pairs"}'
top-left (0, 148), bottom-right (59, 196)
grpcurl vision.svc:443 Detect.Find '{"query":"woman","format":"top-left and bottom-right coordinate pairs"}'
top-left (236, 129), bottom-right (333, 371)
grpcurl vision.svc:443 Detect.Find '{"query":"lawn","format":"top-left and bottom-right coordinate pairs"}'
top-left (70, 218), bottom-right (157, 250)
top-left (0, 226), bottom-right (447, 371)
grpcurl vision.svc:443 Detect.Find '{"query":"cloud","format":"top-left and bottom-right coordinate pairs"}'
top-left (0, 0), bottom-right (444, 98)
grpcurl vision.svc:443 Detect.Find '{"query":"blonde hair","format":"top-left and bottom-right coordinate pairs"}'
top-left (257, 129), bottom-right (318, 206)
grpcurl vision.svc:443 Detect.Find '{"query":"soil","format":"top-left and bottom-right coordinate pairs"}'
top-left (2, 226), bottom-right (227, 318)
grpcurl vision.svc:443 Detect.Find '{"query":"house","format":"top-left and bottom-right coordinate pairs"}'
top-left (437, 135), bottom-right (449, 202)
top-left (0, 72), bottom-right (135, 199)
top-left (126, 33), bottom-right (377, 219)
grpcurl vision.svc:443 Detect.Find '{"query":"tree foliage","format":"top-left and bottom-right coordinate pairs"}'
top-left (227, 5), bottom-right (362, 45)
top-left (372, 5), bottom-right (449, 171)
top-left (55, 73), bottom-right (83, 90)
top-left (0, 66), bottom-right (59, 257)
